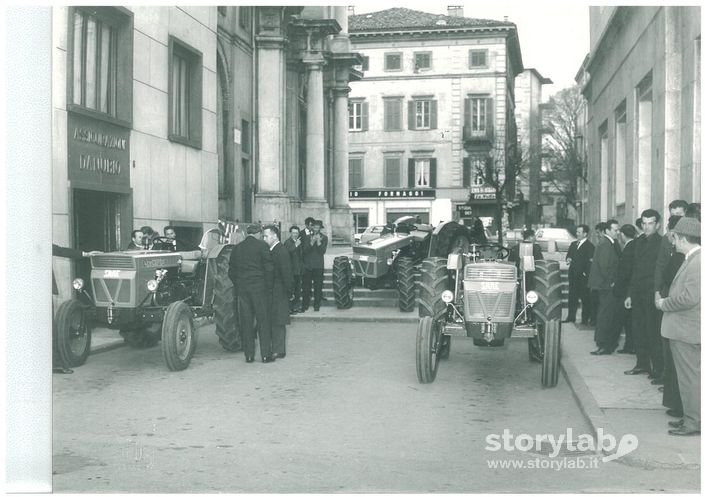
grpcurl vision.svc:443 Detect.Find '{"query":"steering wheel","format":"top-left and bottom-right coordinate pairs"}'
top-left (150, 236), bottom-right (198, 252)
top-left (467, 243), bottom-right (510, 261)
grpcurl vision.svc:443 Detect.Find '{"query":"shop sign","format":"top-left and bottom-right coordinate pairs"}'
top-left (67, 113), bottom-right (130, 189)
top-left (457, 205), bottom-right (474, 217)
top-left (470, 184), bottom-right (496, 201)
top-left (349, 189), bottom-right (435, 200)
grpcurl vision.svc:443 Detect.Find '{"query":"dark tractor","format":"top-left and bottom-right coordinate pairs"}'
top-left (53, 227), bottom-right (245, 371)
top-left (415, 242), bottom-right (563, 387)
top-left (332, 217), bottom-right (473, 312)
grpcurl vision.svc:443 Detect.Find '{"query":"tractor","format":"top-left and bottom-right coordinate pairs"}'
top-left (332, 217), bottom-right (474, 312)
top-left (415, 242), bottom-right (563, 387)
top-left (53, 226), bottom-right (245, 371)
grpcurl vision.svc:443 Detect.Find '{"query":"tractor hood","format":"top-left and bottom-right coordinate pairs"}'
top-left (354, 233), bottom-right (413, 253)
top-left (90, 250), bottom-right (184, 270)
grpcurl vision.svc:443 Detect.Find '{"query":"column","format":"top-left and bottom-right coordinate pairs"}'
top-left (333, 87), bottom-right (350, 207)
top-left (663, 6), bottom-right (682, 213)
top-left (304, 57), bottom-right (326, 200)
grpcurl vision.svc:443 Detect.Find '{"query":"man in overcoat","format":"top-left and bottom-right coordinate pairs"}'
top-left (284, 226), bottom-right (304, 313)
top-left (565, 224), bottom-right (594, 324)
top-left (588, 220), bottom-right (621, 355)
top-left (228, 224), bottom-right (275, 363)
top-left (264, 225), bottom-right (294, 359)
top-left (614, 224), bottom-right (637, 354)
top-left (302, 219), bottom-right (327, 311)
top-left (655, 217), bottom-right (701, 436)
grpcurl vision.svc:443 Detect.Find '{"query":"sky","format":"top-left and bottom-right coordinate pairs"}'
top-left (351, 1), bottom-right (590, 99)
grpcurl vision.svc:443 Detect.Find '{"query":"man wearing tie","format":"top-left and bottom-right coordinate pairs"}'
top-left (565, 224), bottom-right (594, 324)
top-left (588, 219), bottom-right (621, 355)
top-left (263, 225), bottom-right (294, 360)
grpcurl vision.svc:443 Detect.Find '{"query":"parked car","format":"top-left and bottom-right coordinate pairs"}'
top-left (489, 229), bottom-right (524, 248)
top-left (353, 225), bottom-right (388, 245)
top-left (535, 228), bottom-right (576, 253)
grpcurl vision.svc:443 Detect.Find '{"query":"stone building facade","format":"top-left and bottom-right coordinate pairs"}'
top-left (582, 6), bottom-right (701, 225)
top-left (347, 7), bottom-right (523, 233)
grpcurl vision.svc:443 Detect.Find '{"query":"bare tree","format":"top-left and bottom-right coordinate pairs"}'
top-left (541, 85), bottom-right (587, 211)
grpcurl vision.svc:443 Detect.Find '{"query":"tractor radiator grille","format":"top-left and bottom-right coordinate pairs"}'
top-left (464, 264), bottom-right (516, 281)
top-left (92, 255), bottom-right (135, 269)
top-left (465, 292), bottom-right (514, 319)
top-left (92, 278), bottom-right (132, 304)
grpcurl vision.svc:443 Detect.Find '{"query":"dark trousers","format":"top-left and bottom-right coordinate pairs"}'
top-left (302, 268), bottom-right (324, 309)
top-left (594, 289), bottom-right (619, 351)
top-left (290, 274), bottom-right (302, 311)
top-left (238, 288), bottom-right (272, 359)
top-left (271, 324), bottom-right (287, 355)
top-left (662, 338), bottom-right (683, 412)
top-left (590, 290), bottom-right (599, 325)
top-left (632, 291), bottom-right (663, 375)
top-left (567, 273), bottom-right (591, 322)
top-left (616, 305), bottom-right (634, 350)
top-left (670, 340), bottom-right (701, 431)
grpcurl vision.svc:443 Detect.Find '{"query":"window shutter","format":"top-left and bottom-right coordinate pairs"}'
top-left (408, 101), bottom-right (415, 130)
top-left (464, 98), bottom-right (471, 140)
top-left (487, 98), bottom-right (494, 139)
top-left (361, 102), bottom-right (369, 131)
top-left (393, 100), bottom-right (401, 130)
top-left (384, 100), bottom-right (390, 131)
top-left (463, 157), bottom-right (470, 187)
top-left (430, 100), bottom-right (438, 129)
top-left (430, 159), bottom-right (437, 188)
top-left (408, 159), bottom-right (415, 188)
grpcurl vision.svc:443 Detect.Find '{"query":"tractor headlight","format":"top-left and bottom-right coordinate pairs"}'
top-left (441, 290), bottom-right (454, 303)
top-left (147, 279), bottom-right (159, 292)
top-left (526, 291), bottom-right (539, 304)
top-left (72, 278), bottom-right (84, 290)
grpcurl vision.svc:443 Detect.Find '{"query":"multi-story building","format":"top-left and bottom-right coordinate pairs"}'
top-left (52, 6), bottom-right (360, 301)
top-left (347, 7), bottom-right (523, 233)
top-left (581, 6), bottom-right (701, 225)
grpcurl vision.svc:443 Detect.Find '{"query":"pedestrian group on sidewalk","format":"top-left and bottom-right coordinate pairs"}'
top-left (564, 200), bottom-right (701, 436)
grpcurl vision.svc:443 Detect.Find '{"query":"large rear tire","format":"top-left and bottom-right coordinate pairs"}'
top-left (213, 246), bottom-right (241, 352)
top-left (417, 257), bottom-right (449, 319)
top-left (396, 256), bottom-right (416, 312)
top-left (162, 301), bottom-right (197, 371)
top-left (416, 316), bottom-right (441, 383)
top-left (332, 256), bottom-right (354, 309)
top-left (55, 300), bottom-right (91, 368)
top-left (529, 260), bottom-right (562, 383)
top-left (541, 319), bottom-right (561, 387)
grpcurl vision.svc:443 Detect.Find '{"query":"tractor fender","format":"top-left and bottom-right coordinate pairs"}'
top-left (427, 221), bottom-right (472, 258)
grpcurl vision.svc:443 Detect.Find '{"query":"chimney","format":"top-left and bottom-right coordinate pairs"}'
top-left (447, 6), bottom-right (464, 17)
top-left (504, 15), bottom-right (509, 22)
top-left (348, 5), bottom-right (355, 16)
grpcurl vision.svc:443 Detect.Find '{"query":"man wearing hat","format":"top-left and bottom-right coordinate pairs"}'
top-left (228, 224), bottom-right (275, 363)
top-left (302, 219), bottom-right (327, 312)
top-left (655, 217), bottom-right (701, 436)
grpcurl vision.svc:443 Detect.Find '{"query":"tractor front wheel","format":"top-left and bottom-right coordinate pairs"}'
top-left (332, 256), bottom-right (354, 309)
top-left (396, 256), bottom-right (416, 312)
top-left (54, 300), bottom-right (92, 367)
top-left (416, 316), bottom-right (442, 383)
top-left (161, 301), bottom-right (197, 371)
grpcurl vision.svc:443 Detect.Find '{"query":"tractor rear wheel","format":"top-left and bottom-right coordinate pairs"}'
top-left (161, 301), bottom-right (197, 371)
top-left (332, 256), bottom-right (354, 309)
top-left (417, 257), bottom-right (449, 319)
top-left (416, 316), bottom-right (441, 383)
top-left (55, 300), bottom-right (91, 367)
top-left (541, 319), bottom-right (561, 387)
top-left (396, 256), bottom-right (416, 312)
top-left (213, 245), bottom-right (241, 352)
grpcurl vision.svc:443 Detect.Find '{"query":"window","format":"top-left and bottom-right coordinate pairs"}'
top-left (169, 37), bottom-right (203, 149)
top-left (384, 156), bottom-right (402, 187)
top-left (408, 158), bottom-right (437, 188)
top-left (471, 98), bottom-right (487, 133)
top-left (68, 7), bottom-right (133, 125)
top-left (414, 52), bottom-right (431, 71)
top-left (361, 56), bottom-right (369, 71)
top-left (385, 52), bottom-right (402, 71)
top-left (599, 122), bottom-right (609, 220)
top-left (239, 7), bottom-right (251, 31)
top-left (409, 99), bottom-right (437, 130)
top-left (383, 98), bottom-right (403, 131)
top-left (241, 119), bottom-right (250, 155)
top-left (349, 100), bottom-right (368, 131)
top-left (615, 103), bottom-right (626, 206)
top-left (353, 212), bottom-right (369, 234)
top-left (464, 96), bottom-right (493, 139)
top-left (472, 157), bottom-right (485, 186)
top-left (469, 49), bottom-right (488, 68)
top-left (349, 157), bottom-right (364, 189)
top-left (636, 73), bottom-right (653, 214)
top-left (218, 6), bottom-right (227, 16)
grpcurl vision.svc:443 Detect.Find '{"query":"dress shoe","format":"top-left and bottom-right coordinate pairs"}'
top-left (624, 367), bottom-right (650, 375)
top-left (53, 367), bottom-right (74, 374)
top-left (314, 307), bottom-right (320, 312)
top-left (562, 319), bottom-right (575, 323)
top-left (668, 427), bottom-right (700, 436)
top-left (668, 419), bottom-right (684, 428)
top-left (262, 356), bottom-right (276, 363)
top-left (245, 356), bottom-right (254, 363)
top-left (650, 377), bottom-right (664, 385)
top-left (658, 386), bottom-right (664, 392)
top-left (666, 409), bottom-right (684, 418)
top-left (273, 353), bottom-right (286, 359)
top-left (617, 348), bottom-right (635, 354)
top-left (590, 348), bottom-right (612, 355)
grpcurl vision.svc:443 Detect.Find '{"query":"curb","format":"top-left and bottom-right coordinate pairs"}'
top-left (560, 345), bottom-right (699, 470)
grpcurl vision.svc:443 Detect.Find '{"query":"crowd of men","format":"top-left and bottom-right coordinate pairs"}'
top-left (227, 217), bottom-right (328, 364)
top-left (564, 200), bottom-right (701, 436)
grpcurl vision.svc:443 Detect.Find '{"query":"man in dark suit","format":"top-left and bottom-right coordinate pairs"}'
top-left (126, 229), bottom-right (144, 250)
top-left (228, 224), bottom-right (275, 363)
top-left (263, 225), bottom-right (294, 359)
top-left (588, 219), bottom-right (621, 355)
top-left (624, 209), bottom-right (664, 377)
top-left (614, 224), bottom-right (637, 353)
top-left (284, 226), bottom-right (304, 313)
top-left (565, 224), bottom-right (594, 324)
top-left (302, 219), bottom-right (328, 312)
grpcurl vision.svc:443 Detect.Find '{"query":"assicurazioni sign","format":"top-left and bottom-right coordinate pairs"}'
top-left (68, 113), bottom-right (130, 190)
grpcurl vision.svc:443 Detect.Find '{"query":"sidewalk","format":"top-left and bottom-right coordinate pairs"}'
top-left (560, 321), bottom-right (700, 469)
